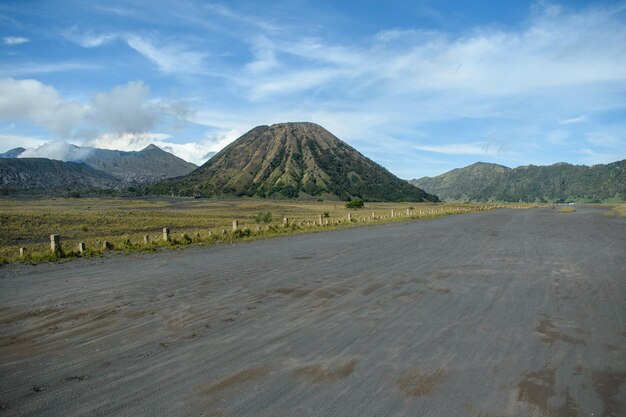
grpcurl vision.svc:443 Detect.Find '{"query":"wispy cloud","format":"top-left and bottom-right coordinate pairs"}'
top-left (64, 27), bottom-right (117, 48)
top-left (0, 61), bottom-right (98, 76)
top-left (579, 148), bottom-right (626, 165)
top-left (559, 115), bottom-right (588, 125)
top-left (126, 35), bottom-right (206, 74)
top-left (3, 36), bottom-right (29, 45)
top-left (586, 132), bottom-right (625, 148)
top-left (413, 142), bottom-right (502, 156)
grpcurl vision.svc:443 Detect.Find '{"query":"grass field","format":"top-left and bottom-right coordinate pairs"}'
top-left (556, 206), bottom-right (576, 213)
top-left (603, 204), bottom-right (626, 217)
top-left (0, 197), bottom-right (542, 264)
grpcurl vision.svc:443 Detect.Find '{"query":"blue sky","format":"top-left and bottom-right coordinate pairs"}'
top-left (1, 0), bottom-right (625, 178)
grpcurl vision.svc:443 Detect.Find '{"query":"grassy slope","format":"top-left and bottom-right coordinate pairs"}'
top-left (411, 160), bottom-right (626, 202)
top-left (149, 123), bottom-right (437, 202)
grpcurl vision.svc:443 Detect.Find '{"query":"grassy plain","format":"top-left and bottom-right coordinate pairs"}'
top-left (603, 204), bottom-right (626, 217)
top-left (0, 197), bottom-right (542, 264)
top-left (556, 206), bottom-right (576, 213)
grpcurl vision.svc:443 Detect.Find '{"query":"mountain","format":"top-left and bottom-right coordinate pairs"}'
top-left (148, 122), bottom-right (438, 202)
top-left (82, 144), bottom-right (197, 184)
top-left (0, 158), bottom-right (120, 194)
top-left (0, 144), bottom-right (197, 185)
top-left (0, 147), bottom-right (25, 158)
top-left (410, 160), bottom-right (626, 202)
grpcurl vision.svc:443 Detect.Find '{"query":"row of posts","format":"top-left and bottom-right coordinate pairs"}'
top-left (20, 206), bottom-right (499, 258)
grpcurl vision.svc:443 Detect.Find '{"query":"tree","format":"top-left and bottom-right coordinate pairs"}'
top-left (345, 198), bottom-right (364, 209)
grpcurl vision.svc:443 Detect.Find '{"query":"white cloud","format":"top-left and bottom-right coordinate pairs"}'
top-left (236, 3), bottom-right (626, 106)
top-left (126, 35), bottom-right (206, 74)
top-left (87, 132), bottom-right (172, 151)
top-left (579, 148), bottom-right (626, 165)
top-left (20, 141), bottom-right (93, 161)
top-left (413, 142), bottom-right (502, 156)
top-left (3, 36), bottom-right (29, 46)
top-left (0, 78), bottom-right (188, 143)
top-left (586, 132), bottom-right (624, 148)
top-left (0, 62), bottom-right (99, 76)
top-left (87, 131), bottom-right (238, 165)
top-left (0, 78), bottom-right (87, 136)
top-left (89, 81), bottom-right (157, 133)
top-left (559, 115), bottom-right (587, 125)
top-left (546, 130), bottom-right (569, 144)
top-left (64, 28), bottom-right (117, 48)
top-left (0, 134), bottom-right (48, 151)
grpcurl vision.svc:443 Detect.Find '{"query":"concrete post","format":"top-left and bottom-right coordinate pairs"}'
top-left (144, 235), bottom-right (150, 244)
top-left (318, 214), bottom-right (323, 226)
top-left (50, 234), bottom-right (60, 254)
top-left (19, 247), bottom-right (26, 258)
top-left (347, 213), bottom-right (352, 222)
top-left (391, 210), bottom-right (395, 218)
top-left (371, 211), bottom-right (375, 220)
top-left (232, 220), bottom-right (238, 232)
top-left (103, 241), bottom-right (110, 250)
top-left (283, 217), bottom-right (289, 227)
top-left (208, 230), bottom-right (213, 236)
top-left (162, 228), bottom-right (170, 242)
top-left (406, 208), bottom-right (411, 216)
top-left (78, 242), bottom-right (86, 254)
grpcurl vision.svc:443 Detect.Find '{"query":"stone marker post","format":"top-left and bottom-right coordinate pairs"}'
top-left (406, 208), bottom-right (411, 216)
top-left (19, 247), bottom-right (26, 258)
top-left (78, 242), bottom-right (86, 254)
top-left (144, 235), bottom-right (150, 244)
top-left (232, 220), bottom-right (238, 232)
top-left (162, 228), bottom-right (170, 242)
top-left (50, 234), bottom-right (60, 254)
top-left (318, 214), bottom-right (323, 226)
top-left (103, 241), bottom-right (110, 250)
top-left (283, 217), bottom-right (289, 227)
top-left (347, 213), bottom-right (352, 222)
top-left (391, 209), bottom-right (395, 218)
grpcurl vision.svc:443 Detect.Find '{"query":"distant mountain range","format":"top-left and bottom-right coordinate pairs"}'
top-left (147, 122), bottom-right (438, 202)
top-left (410, 160), bottom-right (626, 203)
top-left (0, 144), bottom-right (197, 194)
top-left (0, 147), bottom-right (26, 158)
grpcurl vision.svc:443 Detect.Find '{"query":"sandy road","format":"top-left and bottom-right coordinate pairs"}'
top-left (0, 206), bottom-right (625, 417)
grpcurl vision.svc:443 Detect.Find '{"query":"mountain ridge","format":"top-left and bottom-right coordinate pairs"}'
top-left (410, 160), bottom-right (626, 202)
top-left (148, 122), bottom-right (438, 202)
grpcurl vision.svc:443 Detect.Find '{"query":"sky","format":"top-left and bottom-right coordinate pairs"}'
top-left (1, 0), bottom-right (625, 179)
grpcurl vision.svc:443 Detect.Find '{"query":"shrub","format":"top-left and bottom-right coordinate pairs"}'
top-left (254, 211), bottom-right (273, 223)
top-left (345, 198), bottom-right (364, 209)
top-left (323, 211), bottom-right (330, 218)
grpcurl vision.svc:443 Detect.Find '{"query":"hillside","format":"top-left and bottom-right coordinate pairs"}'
top-left (0, 148), bottom-right (25, 158)
top-left (82, 144), bottom-right (197, 184)
top-left (411, 160), bottom-right (626, 202)
top-left (148, 122), bottom-right (438, 202)
top-left (0, 158), bottom-right (120, 194)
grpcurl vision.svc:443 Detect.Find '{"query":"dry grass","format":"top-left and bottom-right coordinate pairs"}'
top-left (603, 204), bottom-right (626, 217)
top-left (557, 206), bottom-right (576, 213)
top-left (0, 197), bottom-right (543, 264)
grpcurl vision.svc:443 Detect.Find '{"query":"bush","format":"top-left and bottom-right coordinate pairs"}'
top-left (323, 211), bottom-right (330, 218)
top-left (254, 211), bottom-right (273, 223)
top-left (345, 198), bottom-right (364, 209)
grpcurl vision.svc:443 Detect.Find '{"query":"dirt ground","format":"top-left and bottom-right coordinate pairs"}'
top-left (1, 206), bottom-right (624, 416)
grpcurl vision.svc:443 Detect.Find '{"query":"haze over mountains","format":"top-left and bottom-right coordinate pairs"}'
top-left (0, 144), bottom-right (197, 194)
top-left (148, 122), bottom-right (438, 202)
top-left (411, 160), bottom-right (626, 203)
